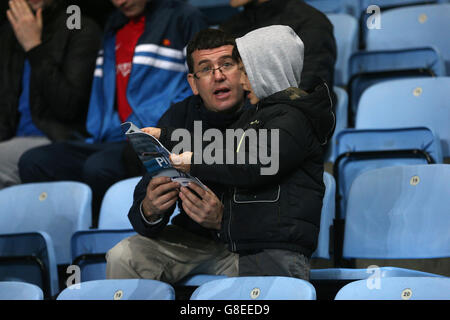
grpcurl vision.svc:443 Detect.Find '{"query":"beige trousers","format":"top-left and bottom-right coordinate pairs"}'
top-left (106, 225), bottom-right (238, 284)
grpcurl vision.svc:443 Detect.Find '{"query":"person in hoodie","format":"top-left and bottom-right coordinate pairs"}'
top-left (155, 25), bottom-right (335, 279)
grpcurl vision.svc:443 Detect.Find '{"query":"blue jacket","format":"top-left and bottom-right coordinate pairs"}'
top-left (86, 0), bottom-right (208, 143)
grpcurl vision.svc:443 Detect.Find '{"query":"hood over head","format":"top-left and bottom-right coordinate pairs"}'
top-left (235, 25), bottom-right (304, 100)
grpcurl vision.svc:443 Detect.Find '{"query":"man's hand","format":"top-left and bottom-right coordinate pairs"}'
top-left (179, 182), bottom-right (223, 230)
top-left (170, 152), bottom-right (192, 173)
top-left (142, 177), bottom-right (179, 220)
top-left (7, 0), bottom-right (43, 52)
top-left (141, 127), bottom-right (161, 140)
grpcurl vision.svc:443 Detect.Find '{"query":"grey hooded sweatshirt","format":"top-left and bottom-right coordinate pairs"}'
top-left (236, 25), bottom-right (304, 100)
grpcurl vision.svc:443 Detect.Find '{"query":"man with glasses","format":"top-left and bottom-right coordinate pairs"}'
top-left (106, 29), bottom-right (248, 283)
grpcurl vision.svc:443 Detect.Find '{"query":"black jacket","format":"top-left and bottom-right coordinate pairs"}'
top-left (0, 0), bottom-right (101, 142)
top-left (128, 81), bottom-right (334, 257)
top-left (219, 0), bottom-right (337, 91)
top-left (127, 95), bottom-right (249, 240)
top-left (190, 81), bottom-right (335, 257)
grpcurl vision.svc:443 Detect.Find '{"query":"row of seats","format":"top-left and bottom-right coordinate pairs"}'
top-left (327, 3), bottom-right (449, 97)
top-left (1, 163), bottom-right (449, 298)
top-left (2, 276), bottom-right (449, 300)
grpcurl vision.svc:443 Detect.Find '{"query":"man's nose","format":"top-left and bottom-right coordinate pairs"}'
top-left (212, 68), bottom-right (226, 81)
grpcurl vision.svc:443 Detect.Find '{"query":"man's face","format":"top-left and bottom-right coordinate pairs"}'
top-left (111, 0), bottom-right (147, 18)
top-left (188, 45), bottom-right (245, 113)
top-left (26, 0), bottom-right (51, 11)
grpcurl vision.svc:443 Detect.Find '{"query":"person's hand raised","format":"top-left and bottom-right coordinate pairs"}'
top-left (7, 0), bottom-right (43, 52)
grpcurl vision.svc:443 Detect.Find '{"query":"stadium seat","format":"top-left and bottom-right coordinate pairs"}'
top-left (311, 164), bottom-right (450, 281)
top-left (335, 277), bottom-right (450, 300)
top-left (0, 281), bottom-right (44, 300)
top-left (365, 4), bottom-right (450, 75)
top-left (0, 232), bottom-right (57, 299)
top-left (57, 279), bottom-right (175, 300)
top-left (344, 164), bottom-right (450, 259)
top-left (327, 14), bottom-right (359, 86)
top-left (71, 177), bottom-right (141, 282)
top-left (356, 77), bottom-right (450, 158)
top-left (311, 173), bottom-right (335, 260)
top-left (190, 276), bottom-right (316, 300)
top-left (98, 177), bottom-right (141, 229)
top-left (325, 86), bottom-right (348, 162)
top-left (0, 181), bottom-right (92, 297)
top-left (347, 47), bottom-right (445, 125)
top-left (334, 126), bottom-right (442, 220)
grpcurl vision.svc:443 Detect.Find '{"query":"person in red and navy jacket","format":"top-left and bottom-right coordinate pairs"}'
top-left (19, 0), bottom-right (208, 227)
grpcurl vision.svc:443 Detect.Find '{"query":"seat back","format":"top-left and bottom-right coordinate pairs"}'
top-left (356, 77), bottom-right (450, 157)
top-left (190, 276), bottom-right (316, 300)
top-left (57, 279), bottom-right (175, 300)
top-left (0, 281), bottom-right (44, 300)
top-left (311, 173), bottom-right (336, 259)
top-left (343, 164), bottom-right (450, 259)
top-left (335, 277), bottom-right (450, 300)
top-left (366, 4), bottom-right (450, 74)
top-left (347, 47), bottom-right (445, 124)
top-left (0, 232), bottom-right (58, 298)
top-left (327, 13), bottom-right (359, 86)
top-left (325, 86), bottom-right (348, 162)
top-left (0, 182), bottom-right (92, 265)
top-left (334, 127), bottom-right (442, 218)
top-left (98, 177), bottom-right (141, 229)
top-left (71, 229), bottom-right (136, 282)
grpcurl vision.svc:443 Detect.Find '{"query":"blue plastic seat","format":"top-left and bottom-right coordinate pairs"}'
top-left (356, 77), bottom-right (450, 157)
top-left (365, 4), bottom-right (450, 75)
top-left (325, 86), bottom-right (348, 162)
top-left (327, 14), bottom-right (359, 86)
top-left (344, 164), bottom-right (450, 259)
top-left (0, 181), bottom-right (92, 297)
top-left (0, 232), bottom-right (58, 298)
top-left (57, 279), bottom-right (175, 300)
top-left (0, 281), bottom-right (44, 300)
top-left (71, 177), bottom-right (141, 282)
top-left (311, 164), bottom-right (450, 281)
top-left (334, 126), bottom-right (442, 219)
top-left (347, 47), bottom-right (445, 125)
top-left (98, 177), bottom-right (140, 229)
top-left (335, 277), bottom-right (450, 300)
top-left (190, 276), bottom-right (316, 300)
top-left (311, 173), bottom-right (336, 260)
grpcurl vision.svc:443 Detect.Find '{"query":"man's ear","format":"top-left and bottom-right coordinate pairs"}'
top-left (187, 74), bottom-right (199, 95)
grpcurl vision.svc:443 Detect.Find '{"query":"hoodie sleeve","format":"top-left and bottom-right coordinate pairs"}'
top-left (190, 108), bottom-right (321, 188)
